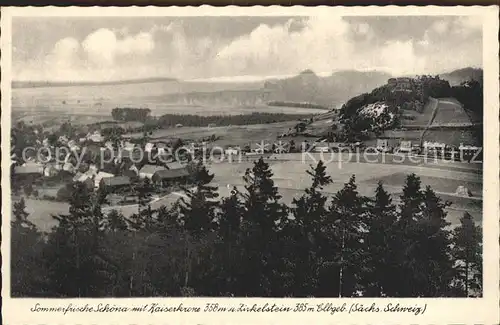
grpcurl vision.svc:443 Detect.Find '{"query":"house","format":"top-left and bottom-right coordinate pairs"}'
top-left (63, 162), bottom-right (76, 174)
top-left (88, 164), bottom-right (98, 175)
top-left (376, 139), bottom-right (390, 152)
top-left (68, 140), bottom-right (80, 152)
top-left (14, 165), bottom-right (43, 176)
top-left (43, 164), bottom-right (59, 177)
top-left (139, 164), bottom-right (166, 179)
top-left (88, 131), bottom-right (104, 143)
top-left (122, 164), bottom-right (139, 179)
top-left (128, 164), bottom-right (139, 175)
top-left (104, 141), bottom-right (114, 150)
top-left (58, 135), bottom-right (69, 144)
top-left (145, 142), bottom-right (155, 153)
top-left (73, 172), bottom-right (93, 183)
top-left (398, 140), bottom-right (412, 153)
top-left (152, 168), bottom-right (189, 186)
top-left (165, 161), bottom-right (185, 170)
top-left (225, 147), bottom-right (240, 156)
top-left (314, 143), bottom-right (330, 152)
top-left (94, 171), bottom-right (115, 188)
top-left (100, 176), bottom-right (131, 191)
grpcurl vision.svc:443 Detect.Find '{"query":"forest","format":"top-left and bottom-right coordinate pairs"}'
top-left (12, 158), bottom-right (482, 298)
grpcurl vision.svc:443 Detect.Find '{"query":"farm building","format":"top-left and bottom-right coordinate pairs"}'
top-left (224, 147), bottom-right (240, 156)
top-left (43, 164), bottom-right (59, 177)
top-left (398, 140), bottom-right (412, 153)
top-left (152, 168), bottom-right (189, 186)
top-left (376, 139), bottom-right (389, 151)
top-left (94, 171), bottom-right (115, 188)
top-left (87, 131), bottom-right (104, 143)
top-left (165, 161), bottom-right (186, 170)
top-left (145, 142), bottom-right (155, 153)
top-left (139, 164), bottom-right (166, 179)
top-left (14, 165), bottom-right (43, 176)
top-left (100, 176), bottom-right (131, 191)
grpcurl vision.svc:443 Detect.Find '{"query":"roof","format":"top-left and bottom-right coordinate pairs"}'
top-left (140, 164), bottom-right (166, 175)
top-left (96, 171), bottom-right (115, 178)
top-left (101, 176), bottom-right (131, 187)
top-left (152, 168), bottom-right (189, 180)
top-left (165, 161), bottom-right (185, 170)
top-left (14, 165), bottom-right (42, 174)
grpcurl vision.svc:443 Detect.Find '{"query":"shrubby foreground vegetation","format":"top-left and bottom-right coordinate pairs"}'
top-left (12, 159), bottom-right (482, 297)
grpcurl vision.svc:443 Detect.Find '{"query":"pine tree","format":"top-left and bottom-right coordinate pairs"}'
top-left (364, 181), bottom-right (399, 297)
top-left (179, 161), bottom-right (219, 235)
top-left (104, 209), bottom-right (128, 232)
top-left (215, 187), bottom-right (245, 295)
top-left (177, 162), bottom-right (219, 293)
top-left (45, 183), bottom-right (115, 297)
top-left (325, 175), bottom-right (367, 297)
top-left (394, 173), bottom-right (425, 296)
top-left (290, 161), bottom-right (332, 296)
top-left (11, 198), bottom-right (48, 296)
top-left (240, 157), bottom-right (288, 296)
top-left (451, 212), bottom-right (482, 297)
top-left (416, 186), bottom-right (454, 296)
top-left (130, 178), bottom-right (154, 230)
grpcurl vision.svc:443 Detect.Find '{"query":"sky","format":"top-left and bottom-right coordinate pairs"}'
top-left (12, 15), bottom-right (483, 82)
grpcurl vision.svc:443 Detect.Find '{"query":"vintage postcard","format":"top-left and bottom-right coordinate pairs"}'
top-left (1, 5), bottom-right (499, 325)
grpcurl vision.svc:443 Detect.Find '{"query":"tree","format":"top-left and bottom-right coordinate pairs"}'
top-left (290, 161), bottom-right (332, 296)
top-left (325, 175), bottom-right (367, 297)
top-left (215, 187), bottom-right (245, 295)
top-left (130, 178), bottom-right (154, 230)
top-left (44, 183), bottom-right (115, 297)
top-left (177, 162), bottom-right (219, 292)
top-left (179, 161), bottom-right (219, 235)
top-left (413, 186), bottom-right (454, 296)
top-left (363, 181), bottom-right (399, 297)
top-left (451, 212), bottom-right (482, 297)
top-left (11, 199), bottom-right (48, 296)
top-left (393, 174), bottom-right (425, 296)
top-left (104, 209), bottom-right (128, 232)
top-left (239, 157), bottom-right (289, 296)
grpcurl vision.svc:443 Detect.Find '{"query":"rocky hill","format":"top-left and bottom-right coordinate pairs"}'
top-left (440, 67), bottom-right (483, 86)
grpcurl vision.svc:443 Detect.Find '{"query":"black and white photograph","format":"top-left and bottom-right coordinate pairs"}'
top-left (3, 6), bottom-right (496, 307)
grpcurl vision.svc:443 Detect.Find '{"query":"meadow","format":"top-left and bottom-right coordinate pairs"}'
top-left (16, 156), bottom-right (483, 232)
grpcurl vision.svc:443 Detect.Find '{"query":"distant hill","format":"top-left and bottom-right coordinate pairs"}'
top-left (440, 67), bottom-right (483, 86)
top-left (263, 69), bottom-right (392, 108)
top-left (148, 69), bottom-right (392, 108)
top-left (12, 77), bottom-right (178, 89)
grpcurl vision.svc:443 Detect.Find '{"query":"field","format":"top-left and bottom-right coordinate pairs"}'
top-left (17, 156), bottom-right (483, 231)
top-left (400, 98), bottom-right (437, 127)
top-left (431, 98), bottom-right (473, 126)
top-left (127, 121), bottom-right (300, 148)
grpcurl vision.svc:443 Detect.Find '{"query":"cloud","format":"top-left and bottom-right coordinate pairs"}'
top-left (13, 16), bottom-right (483, 82)
top-left (211, 15), bottom-right (482, 77)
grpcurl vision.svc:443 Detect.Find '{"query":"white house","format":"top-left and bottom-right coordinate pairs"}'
top-left (63, 162), bottom-right (76, 174)
top-left (94, 171), bottom-right (115, 188)
top-left (58, 135), bottom-right (69, 144)
top-left (224, 147), bottom-right (240, 156)
top-left (145, 142), bottom-right (155, 153)
top-left (139, 164), bottom-right (166, 179)
top-left (88, 131), bottom-right (104, 143)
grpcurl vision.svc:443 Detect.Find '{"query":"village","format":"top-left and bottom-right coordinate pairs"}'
top-left (11, 110), bottom-right (482, 214)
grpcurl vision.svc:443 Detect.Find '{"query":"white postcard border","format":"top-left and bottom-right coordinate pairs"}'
top-left (1, 5), bottom-right (499, 325)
